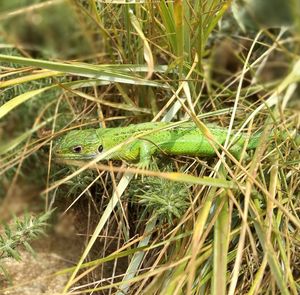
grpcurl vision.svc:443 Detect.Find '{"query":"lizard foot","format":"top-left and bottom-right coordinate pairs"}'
top-left (135, 160), bottom-right (151, 180)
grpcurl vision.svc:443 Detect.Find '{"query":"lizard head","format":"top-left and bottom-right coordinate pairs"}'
top-left (53, 129), bottom-right (104, 160)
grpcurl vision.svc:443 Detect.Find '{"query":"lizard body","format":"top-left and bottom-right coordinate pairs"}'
top-left (53, 121), bottom-right (286, 165)
top-left (54, 122), bottom-right (286, 163)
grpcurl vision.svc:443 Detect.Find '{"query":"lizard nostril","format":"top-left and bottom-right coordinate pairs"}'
top-left (72, 146), bottom-right (83, 153)
top-left (98, 145), bottom-right (103, 153)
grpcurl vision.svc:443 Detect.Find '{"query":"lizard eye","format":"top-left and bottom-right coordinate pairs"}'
top-left (72, 145), bottom-right (83, 153)
top-left (98, 145), bottom-right (103, 153)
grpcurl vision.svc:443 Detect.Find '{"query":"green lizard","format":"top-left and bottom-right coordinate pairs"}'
top-left (53, 121), bottom-right (299, 166)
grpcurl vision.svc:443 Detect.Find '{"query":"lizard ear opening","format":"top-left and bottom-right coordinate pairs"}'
top-left (98, 145), bottom-right (103, 153)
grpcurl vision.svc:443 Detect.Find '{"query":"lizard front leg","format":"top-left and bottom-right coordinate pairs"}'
top-left (138, 140), bottom-right (156, 170)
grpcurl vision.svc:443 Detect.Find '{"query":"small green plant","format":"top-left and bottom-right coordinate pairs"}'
top-left (0, 210), bottom-right (53, 263)
top-left (129, 165), bottom-right (190, 224)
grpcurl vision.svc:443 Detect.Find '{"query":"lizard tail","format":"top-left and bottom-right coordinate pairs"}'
top-left (275, 130), bottom-right (300, 147)
top-left (247, 130), bottom-right (300, 149)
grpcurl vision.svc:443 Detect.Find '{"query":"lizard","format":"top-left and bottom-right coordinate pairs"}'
top-left (53, 121), bottom-right (300, 167)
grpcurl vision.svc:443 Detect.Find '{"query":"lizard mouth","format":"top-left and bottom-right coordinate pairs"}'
top-left (53, 151), bottom-right (98, 160)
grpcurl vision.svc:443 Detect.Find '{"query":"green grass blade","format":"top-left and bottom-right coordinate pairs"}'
top-left (212, 193), bottom-right (230, 295)
top-left (0, 54), bottom-right (165, 87)
top-left (0, 86), bottom-right (53, 120)
top-left (116, 217), bottom-right (157, 295)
